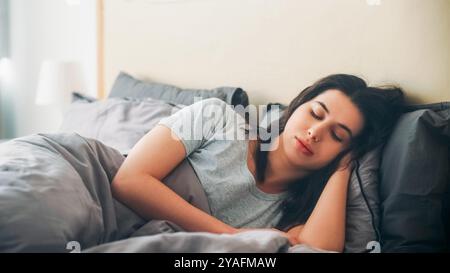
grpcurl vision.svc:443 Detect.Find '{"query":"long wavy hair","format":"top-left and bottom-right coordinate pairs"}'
top-left (252, 74), bottom-right (405, 231)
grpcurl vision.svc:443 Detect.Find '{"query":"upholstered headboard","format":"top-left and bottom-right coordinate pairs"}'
top-left (98, 0), bottom-right (450, 105)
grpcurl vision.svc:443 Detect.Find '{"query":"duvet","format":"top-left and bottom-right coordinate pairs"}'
top-left (0, 133), bottom-right (328, 253)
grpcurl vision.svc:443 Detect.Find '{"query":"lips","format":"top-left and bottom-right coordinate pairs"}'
top-left (295, 136), bottom-right (314, 156)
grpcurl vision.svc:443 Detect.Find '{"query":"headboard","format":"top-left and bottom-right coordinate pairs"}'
top-left (98, 0), bottom-right (450, 105)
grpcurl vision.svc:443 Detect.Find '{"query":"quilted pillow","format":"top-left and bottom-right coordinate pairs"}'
top-left (109, 72), bottom-right (249, 107)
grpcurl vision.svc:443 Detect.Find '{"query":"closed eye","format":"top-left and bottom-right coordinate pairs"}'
top-left (310, 110), bottom-right (321, 120)
top-left (310, 110), bottom-right (343, 143)
top-left (331, 131), bottom-right (343, 142)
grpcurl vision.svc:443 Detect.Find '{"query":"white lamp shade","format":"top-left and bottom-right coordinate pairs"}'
top-left (35, 61), bottom-right (85, 106)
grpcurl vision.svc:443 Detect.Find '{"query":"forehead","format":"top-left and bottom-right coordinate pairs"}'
top-left (310, 89), bottom-right (364, 135)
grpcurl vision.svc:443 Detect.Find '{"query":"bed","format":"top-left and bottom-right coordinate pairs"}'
top-left (0, 0), bottom-right (449, 253)
top-left (0, 72), bottom-right (448, 253)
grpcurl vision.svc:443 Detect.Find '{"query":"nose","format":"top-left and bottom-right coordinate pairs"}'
top-left (307, 125), bottom-right (323, 143)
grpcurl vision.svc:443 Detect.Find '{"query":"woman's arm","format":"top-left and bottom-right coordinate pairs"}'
top-left (295, 167), bottom-right (352, 252)
top-left (236, 166), bottom-right (351, 248)
top-left (112, 125), bottom-right (237, 234)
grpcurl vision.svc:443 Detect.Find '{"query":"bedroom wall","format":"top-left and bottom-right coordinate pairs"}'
top-left (0, 0), bottom-right (96, 138)
top-left (103, 0), bottom-right (450, 105)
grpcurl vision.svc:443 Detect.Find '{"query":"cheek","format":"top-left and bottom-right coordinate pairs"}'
top-left (284, 111), bottom-right (309, 133)
top-left (315, 142), bottom-right (343, 164)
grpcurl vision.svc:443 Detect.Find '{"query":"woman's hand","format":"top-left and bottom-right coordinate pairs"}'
top-left (233, 228), bottom-right (300, 246)
top-left (337, 151), bottom-right (355, 173)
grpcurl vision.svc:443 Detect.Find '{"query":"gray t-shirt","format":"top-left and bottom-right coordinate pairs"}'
top-left (158, 98), bottom-right (287, 228)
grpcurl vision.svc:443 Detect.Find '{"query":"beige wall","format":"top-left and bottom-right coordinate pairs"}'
top-left (103, 0), bottom-right (450, 105)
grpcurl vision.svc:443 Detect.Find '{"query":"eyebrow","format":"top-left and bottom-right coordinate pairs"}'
top-left (314, 101), bottom-right (354, 138)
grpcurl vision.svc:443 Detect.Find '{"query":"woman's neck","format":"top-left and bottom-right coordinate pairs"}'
top-left (247, 135), bottom-right (310, 194)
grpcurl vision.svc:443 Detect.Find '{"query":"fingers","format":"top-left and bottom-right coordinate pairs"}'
top-left (289, 234), bottom-right (300, 246)
top-left (234, 228), bottom-right (299, 246)
top-left (337, 152), bottom-right (356, 172)
top-left (271, 228), bottom-right (299, 246)
top-left (282, 233), bottom-right (299, 246)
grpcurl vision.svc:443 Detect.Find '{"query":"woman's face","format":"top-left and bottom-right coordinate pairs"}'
top-left (282, 89), bottom-right (364, 171)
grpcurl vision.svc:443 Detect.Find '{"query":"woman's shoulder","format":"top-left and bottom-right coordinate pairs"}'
top-left (190, 98), bottom-right (246, 122)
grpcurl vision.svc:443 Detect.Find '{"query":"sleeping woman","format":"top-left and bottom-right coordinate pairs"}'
top-left (111, 74), bottom-right (404, 252)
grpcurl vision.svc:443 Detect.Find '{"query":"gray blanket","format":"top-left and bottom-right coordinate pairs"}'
top-left (0, 133), bottom-right (327, 253)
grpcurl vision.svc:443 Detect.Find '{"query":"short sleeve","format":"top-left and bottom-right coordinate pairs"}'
top-left (157, 98), bottom-right (245, 156)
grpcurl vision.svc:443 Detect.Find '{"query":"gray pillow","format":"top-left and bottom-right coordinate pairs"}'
top-left (345, 147), bottom-right (382, 253)
top-left (379, 103), bottom-right (450, 252)
top-left (109, 72), bottom-right (249, 107)
top-left (59, 94), bottom-right (184, 156)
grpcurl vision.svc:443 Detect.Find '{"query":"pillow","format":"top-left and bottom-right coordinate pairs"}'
top-left (109, 72), bottom-right (249, 107)
top-left (59, 93), bottom-right (184, 155)
top-left (379, 103), bottom-right (450, 252)
top-left (71, 91), bottom-right (97, 103)
top-left (344, 147), bottom-right (382, 253)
